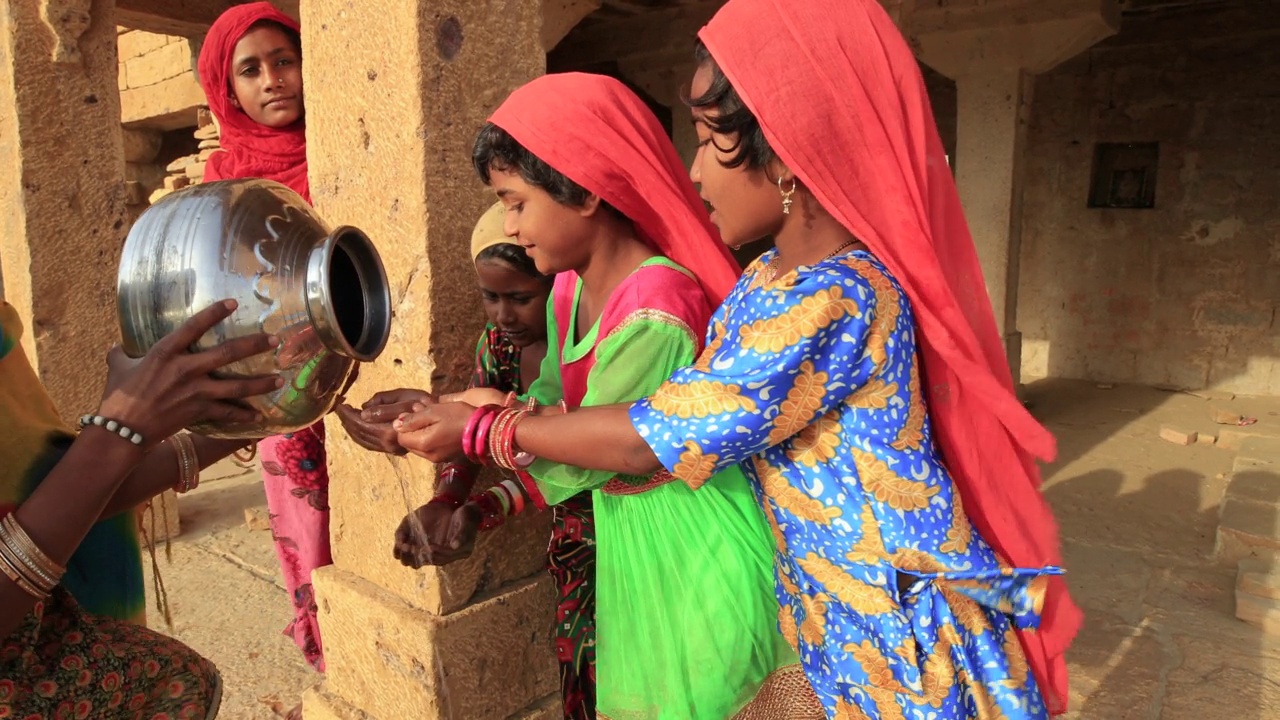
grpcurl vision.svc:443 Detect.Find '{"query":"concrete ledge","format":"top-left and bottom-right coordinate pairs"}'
top-left (1224, 471), bottom-right (1280, 507)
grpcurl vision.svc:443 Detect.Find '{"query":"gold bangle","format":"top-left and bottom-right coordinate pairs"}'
top-left (170, 433), bottom-right (199, 493)
top-left (0, 513), bottom-right (64, 582)
top-left (0, 522), bottom-right (56, 598)
top-left (0, 547), bottom-right (47, 599)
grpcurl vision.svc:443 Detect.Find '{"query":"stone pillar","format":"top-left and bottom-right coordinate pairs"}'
top-left (299, 1), bottom-right (569, 718)
top-left (0, 0), bottom-right (128, 421)
top-left (909, 0), bottom-right (1121, 383)
top-left (953, 68), bottom-right (1034, 379)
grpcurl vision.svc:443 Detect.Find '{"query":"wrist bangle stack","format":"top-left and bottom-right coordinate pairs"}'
top-left (170, 433), bottom-right (200, 494)
top-left (0, 513), bottom-right (65, 600)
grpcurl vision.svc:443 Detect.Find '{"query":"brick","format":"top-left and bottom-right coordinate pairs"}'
top-left (1197, 433), bottom-right (1218, 446)
top-left (1211, 407), bottom-right (1246, 425)
top-left (1215, 498), bottom-right (1280, 564)
top-left (123, 40), bottom-right (192, 89)
top-left (1159, 426), bottom-right (1198, 445)
top-left (313, 567), bottom-right (558, 720)
top-left (162, 174), bottom-right (189, 191)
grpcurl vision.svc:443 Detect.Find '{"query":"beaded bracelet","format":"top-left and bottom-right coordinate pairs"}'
top-left (78, 414), bottom-right (145, 446)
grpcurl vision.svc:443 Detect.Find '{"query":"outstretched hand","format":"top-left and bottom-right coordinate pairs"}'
top-left (335, 388), bottom-right (436, 455)
top-left (393, 401), bottom-right (475, 464)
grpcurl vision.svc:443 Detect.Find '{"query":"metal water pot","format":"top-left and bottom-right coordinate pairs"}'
top-left (117, 179), bottom-right (392, 439)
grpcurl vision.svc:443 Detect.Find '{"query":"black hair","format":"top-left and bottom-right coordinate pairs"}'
top-left (475, 242), bottom-right (548, 281)
top-left (250, 19), bottom-right (302, 56)
top-left (471, 123), bottom-right (618, 216)
top-left (687, 41), bottom-right (776, 171)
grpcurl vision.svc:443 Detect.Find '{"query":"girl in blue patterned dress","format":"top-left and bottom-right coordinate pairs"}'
top-left (395, 0), bottom-right (1082, 717)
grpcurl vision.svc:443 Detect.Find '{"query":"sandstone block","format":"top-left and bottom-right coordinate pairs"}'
top-left (165, 155), bottom-right (194, 173)
top-left (195, 123), bottom-right (219, 140)
top-left (163, 174), bottom-right (190, 191)
top-left (148, 188), bottom-right (170, 204)
top-left (1225, 471), bottom-right (1280, 506)
top-left (1235, 585), bottom-right (1280, 633)
top-left (197, 139), bottom-right (220, 150)
top-left (1238, 560), bottom-right (1280, 601)
top-left (244, 507), bottom-right (272, 532)
top-left (123, 181), bottom-right (144, 206)
top-left (123, 40), bottom-right (191, 89)
top-left (1160, 426), bottom-right (1198, 445)
top-left (185, 162), bottom-right (206, 181)
top-left (1218, 428), bottom-right (1268, 452)
top-left (1197, 433), bottom-right (1218, 446)
top-left (121, 74), bottom-right (204, 130)
top-left (313, 567), bottom-right (557, 720)
top-left (117, 29), bottom-right (173, 60)
top-left (1216, 498), bottom-right (1280, 564)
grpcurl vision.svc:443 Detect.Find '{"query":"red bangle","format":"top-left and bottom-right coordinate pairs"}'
top-left (469, 493), bottom-right (505, 531)
top-left (427, 494), bottom-right (464, 511)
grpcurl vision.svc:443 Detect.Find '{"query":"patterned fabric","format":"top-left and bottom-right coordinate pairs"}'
top-left (0, 301), bottom-right (221, 718)
top-left (1, 589), bottom-right (221, 719)
top-left (464, 323), bottom-right (597, 719)
top-left (631, 250), bottom-right (1059, 719)
top-left (260, 426), bottom-right (328, 671)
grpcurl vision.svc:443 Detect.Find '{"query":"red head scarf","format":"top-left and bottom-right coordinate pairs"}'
top-left (487, 73), bottom-right (740, 307)
top-left (197, 1), bottom-right (309, 201)
top-left (700, 0), bottom-right (1081, 713)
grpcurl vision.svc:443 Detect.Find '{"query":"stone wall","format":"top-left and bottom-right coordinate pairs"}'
top-left (117, 27), bottom-right (203, 130)
top-left (1015, 2), bottom-right (1280, 395)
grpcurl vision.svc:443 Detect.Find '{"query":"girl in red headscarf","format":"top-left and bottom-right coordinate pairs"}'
top-left (397, 1), bottom-right (1082, 718)
top-left (387, 73), bottom-right (821, 718)
top-left (197, 2), bottom-right (328, 685)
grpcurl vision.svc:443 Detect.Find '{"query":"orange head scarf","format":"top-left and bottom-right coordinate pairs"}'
top-left (487, 73), bottom-right (740, 307)
top-left (700, 0), bottom-right (1081, 712)
top-left (197, 2), bottom-right (309, 201)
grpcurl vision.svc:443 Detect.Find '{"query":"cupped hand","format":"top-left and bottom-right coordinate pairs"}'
top-left (361, 388), bottom-right (435, 424)
top-left (393, 402), bottom-right (475, 464)
top-left (335, 402), bottom-right (404, 455)
top-left (98, 300), bottom-right (281, 448)
top-left (392, 502), bottom-right (480, 567)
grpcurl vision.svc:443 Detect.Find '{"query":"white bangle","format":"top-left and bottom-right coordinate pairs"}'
top-left (78, 414), bottom-right (145, 446)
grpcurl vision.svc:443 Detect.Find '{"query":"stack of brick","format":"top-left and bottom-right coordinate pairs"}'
top-left (148, 110), bottom-right (220, 205)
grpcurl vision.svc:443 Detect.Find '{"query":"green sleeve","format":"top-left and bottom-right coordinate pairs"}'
top-left (527, 316), bottom-right (699, 505)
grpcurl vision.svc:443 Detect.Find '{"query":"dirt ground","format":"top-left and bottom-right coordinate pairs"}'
top-left (141, 378), bottom-right (1280, 719)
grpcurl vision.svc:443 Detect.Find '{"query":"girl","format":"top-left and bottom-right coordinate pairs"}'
top-left (0, 298), bottom-right (280, 719)
top-left (197, 2), bottom-right (329, 680)
top-left (395, 2), bottom-right (1082, 718)
top-left (389, 73), bottom-right (819, 718)
top-left (337, 204), bottom-right (598, 719)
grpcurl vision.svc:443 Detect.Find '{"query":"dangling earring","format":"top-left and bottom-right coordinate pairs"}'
top-left (778, 176), bottom-right (797, 215)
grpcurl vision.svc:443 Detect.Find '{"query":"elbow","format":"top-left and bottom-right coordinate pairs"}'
top-left (624, 436), bottom-right (663, 476)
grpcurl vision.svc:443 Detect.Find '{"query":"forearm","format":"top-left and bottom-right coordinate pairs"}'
top-left (515, 404), bottom-right (662, 476)
top-left (2, 430), bottom-right (142, 637)
top-left (100, 435), bottom-right (252, 519)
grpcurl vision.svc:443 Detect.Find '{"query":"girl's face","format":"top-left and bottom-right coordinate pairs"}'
top-left (475, 258), bottom-right (551, 348)
top-left (688, 62), bottom-right (784, 249)
top-left (229, 24), bottom-right (304, 128)
top-left (490, 168), bottom-right (596, 276)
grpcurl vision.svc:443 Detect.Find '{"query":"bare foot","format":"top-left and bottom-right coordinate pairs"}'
top-left (286, 704), bottom-right (303, 720)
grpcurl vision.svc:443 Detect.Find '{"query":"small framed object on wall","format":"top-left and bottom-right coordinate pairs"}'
top-left (1088, 142), bottom-right (1159, 209)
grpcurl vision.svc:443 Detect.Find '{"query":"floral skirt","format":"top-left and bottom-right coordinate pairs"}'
top-left (549, 493), bottom-right (597, 719)
top-left (0, 588), bottom-right (221, 719)
top-left (260, 423), bottom-right (331, 672)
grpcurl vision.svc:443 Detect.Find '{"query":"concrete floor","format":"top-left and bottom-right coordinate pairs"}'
top-left (141, 379), bottom-right (1280, 719)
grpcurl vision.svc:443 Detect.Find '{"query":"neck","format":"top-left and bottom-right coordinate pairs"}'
top-left (771, 196), bottom-right (859, 274)
top-left (575, 223), bottom-right (656, 315)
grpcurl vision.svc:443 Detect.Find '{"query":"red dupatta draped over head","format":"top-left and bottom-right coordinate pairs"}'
top-left (197, 1), bottom-right (309, 201)
top-left (699, 0), bottom-right (1081, 713)
top-left (487, 73), bottom-right (740, 307)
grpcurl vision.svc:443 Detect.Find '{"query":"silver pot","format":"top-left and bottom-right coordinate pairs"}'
top-left (117, 179), bottom-right (392, 439)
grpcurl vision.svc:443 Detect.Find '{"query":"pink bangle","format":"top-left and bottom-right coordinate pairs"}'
top-left (472, 409), bottom-right (499, 464)
top-left (461, 408), bottom-right (485, 463)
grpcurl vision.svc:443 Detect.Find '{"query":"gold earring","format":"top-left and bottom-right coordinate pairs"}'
top-left (778, 176), bottom-right (797, 215)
